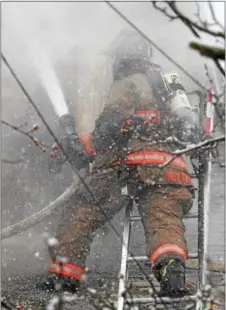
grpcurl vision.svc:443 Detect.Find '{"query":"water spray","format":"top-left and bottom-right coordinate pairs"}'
top-left (28, 43), bottom-right (78, 143)
top-left (28, 42), bottom-right (69, 118)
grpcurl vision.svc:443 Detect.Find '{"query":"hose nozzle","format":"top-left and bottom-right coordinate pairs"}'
top-left (59, 113), bottom-right (76, 136)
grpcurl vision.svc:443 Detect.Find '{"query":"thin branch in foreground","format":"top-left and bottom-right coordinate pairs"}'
top-left (173, 135), bottom-right (225, 156)
top-left (214, 59), bottom-right (225, 76)
top-left (1, 119), bottom-right (61, 158)
top-left (161, 135), bottom-right (225, 169)
top-left (166, 1), bottom-right (225, 39)
top-left (194, 1), bottom-right (206, 27)
top-left (208, 2), bottom-right (224, 31)
top-left (152, 1), bottom-right (178, 21)
top-left (1, 120), bottom-right (46, 152)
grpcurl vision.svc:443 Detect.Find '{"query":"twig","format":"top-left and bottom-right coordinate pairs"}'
top-left (166, 1), bottom-right (225, 39)
top-left (195, 1), bottom-right (206, 26)
top-left (208, 2), bottom-right (224, 31)
top-left (161, 135), bottom-right (225, 169)
top-left (154, 1), bottom-right (201, 37)
top-left (214, 59), bottom-right (225, 76)
top-left (152, 1), bottom-right (177, 21)
top-left (1, 120), bottom-right (47, 152)
top-left (173, 135), bottom-right (225, 155)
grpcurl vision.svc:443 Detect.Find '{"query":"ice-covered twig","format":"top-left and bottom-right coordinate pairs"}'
top-left (160, 135), bottom-right (224, 169)
top-left (173, 135), bottom-right (225, 155)
top-left (208, 1), bottom-right (224, 31)
top-left (152, 0), bottom-right (225, 74)
top-left (1, 120), bottom-right (45, 150)
top-left (153, 1), bottom-right (225, 39)
top-left (1, 120), bottom-right (61, 157)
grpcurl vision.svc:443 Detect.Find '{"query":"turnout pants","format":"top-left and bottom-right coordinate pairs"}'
top-left (56, 168), bottom-right (193, 268)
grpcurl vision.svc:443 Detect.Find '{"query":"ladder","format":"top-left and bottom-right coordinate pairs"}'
top-left (116, 89), bottom-right (215, 310)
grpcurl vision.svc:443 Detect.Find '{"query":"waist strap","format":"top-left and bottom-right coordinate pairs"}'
top-left (113, 150), bottom-right (188, 171)
top-left (112, 150), bottom-right (191, 185)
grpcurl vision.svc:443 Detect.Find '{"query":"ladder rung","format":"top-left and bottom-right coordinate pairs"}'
top-left (184, 212), bottom-right (198, 219)
top-left (114, 295), bottom-right (197, 305)
top-left (127, 253), bottom-right (198, 263)
top-left (130, 212), bottom-right (198, 222)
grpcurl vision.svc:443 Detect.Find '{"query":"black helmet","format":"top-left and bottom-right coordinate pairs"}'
top-left (110, 28), bottom-right (152, 79)
top-left (111, 29), bottom-right (152, 62)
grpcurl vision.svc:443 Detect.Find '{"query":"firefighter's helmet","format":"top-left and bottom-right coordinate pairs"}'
top-left (110, 28), bottom-right (152, 68)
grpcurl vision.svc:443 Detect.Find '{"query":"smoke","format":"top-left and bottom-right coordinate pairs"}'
top-left (2, 2), bottom-right (213, 123)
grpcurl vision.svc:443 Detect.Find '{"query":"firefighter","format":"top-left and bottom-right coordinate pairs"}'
top-left (40, 29), bottom-right (198, 297)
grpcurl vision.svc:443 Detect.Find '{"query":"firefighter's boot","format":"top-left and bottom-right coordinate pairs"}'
top-left (37, 261), bottom-right (84, 293)
top-left (153, 255), bottom-right (187, 297)
top-left (37, 274), bottom-right (80, 293)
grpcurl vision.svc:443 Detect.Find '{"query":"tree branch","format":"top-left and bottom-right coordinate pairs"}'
top-left (161, 135), bottom-right (225, 168)
top-left (152, 0), bottom-right (225, 72)
top-left (208, 1), bottom-right (224, 31)
top-left (166, 1), bottom-right (225, 39)
top-left (1, 120), bottom-right (47, 152)
top-left (174, 135), bottom-right (225, 156)
top-left (214, 59), bottom-right (225, 76)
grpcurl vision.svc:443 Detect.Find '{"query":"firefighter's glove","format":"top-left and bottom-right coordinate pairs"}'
top-left (48, 134), bottom-right (91, 173)
top-left (62, 134), bottom-right (91, 169)
top-left (120, 118), bottom-right (135, 133)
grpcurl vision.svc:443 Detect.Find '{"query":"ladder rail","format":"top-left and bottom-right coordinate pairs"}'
top-left (197, 84), bottom-right (214, 289)
top-left (117, 201), bottom-right (133, 310)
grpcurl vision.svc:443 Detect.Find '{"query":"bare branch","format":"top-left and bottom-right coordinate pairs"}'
top-left (152, 1), bottom-right (177, 21)
top-left (173, 135), bottom-right (225, 156)
top-left (1, 120), bottom-right (48, 152)
top-left (214, 59), bottom-right (225, 76)
top-left (161, 135), bottom-right (225, 169)
top-left (152, 1), bottom-right (225, 75)
top-left (208, 2), bottom-right (224, 31)
top-left (195, 1), bottom-right (205, 26)
top-left (166, 1), bottom-right (225, 39)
